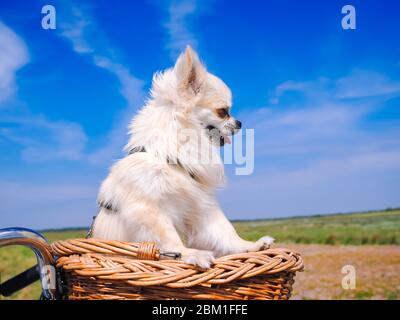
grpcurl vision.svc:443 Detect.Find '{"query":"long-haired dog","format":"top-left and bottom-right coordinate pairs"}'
top-left (92, 46), bottom-right (274, 268)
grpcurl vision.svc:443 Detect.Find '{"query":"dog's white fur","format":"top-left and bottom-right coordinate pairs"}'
top-left (92, 46), bottom-right (274, 268)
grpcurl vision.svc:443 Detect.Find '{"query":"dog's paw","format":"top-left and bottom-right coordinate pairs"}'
top-left (181, 249), bottom-right (215, 269)
top-left (256, 236), bottom-right (275, 250)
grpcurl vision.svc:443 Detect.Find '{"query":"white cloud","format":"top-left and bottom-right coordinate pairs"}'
top-left (241, 104), bottom-right (369, 158)
top-left (0, 7), bottom-right (145, 166)
top-left (0, 21), bottom-right (89, 163)
top-left (58, 6), bottom-right (145, 164)
top-left (163, 0), bottom-right (198, 59)
top-left (221, 69), bottom-right (400, 218)
top-left (0, 21), bottom-right (29, 105)
top-left (59, 7), bottom-right (93, 54)
top-left (256, 69), bottom-right (400, 158)
top-left (335, 69), bottom-right (400, 99)
top-left (0, 114), bottom-right (87, 162)
top-left (152, 0), bottom-right (211, 59)
top-left (92, 56), bottom-right (143, 108)
top-left (0, 7), bottom-right (146, 229)
top-left (222, 149), bottom-right (400, 219)
top-left (271, 69), bottom-right (400, 103)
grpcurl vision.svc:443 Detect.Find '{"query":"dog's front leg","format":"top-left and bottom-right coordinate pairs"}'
top-left (125, 209), bottom-right (215, 268)
top-left (187, 207), bottom-right (274, 257)
top-left (159, 230), bottom-right (215, 269)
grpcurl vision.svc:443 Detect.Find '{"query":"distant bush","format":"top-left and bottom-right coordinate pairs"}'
top-left (361, 236), bottom-right (370, 244)
top-left (389, 235), bottom-right (398, 245)
top-left (294, 236), bottom-right (312, 244)
top-left (324, 235), bottom-right (337, 245)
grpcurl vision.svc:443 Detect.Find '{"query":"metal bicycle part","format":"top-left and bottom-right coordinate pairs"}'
top-left (0, 227), bottom-right (57, 299)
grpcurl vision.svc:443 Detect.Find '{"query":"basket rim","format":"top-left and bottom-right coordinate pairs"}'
top-left (51, 238), bottom-right (304, 289)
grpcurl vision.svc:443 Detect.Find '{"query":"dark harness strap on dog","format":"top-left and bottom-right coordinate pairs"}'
top-left (86, 215), bottom-right (96, 238)
top-left (130, 145), bottom-right (198, 181)
top-left (86, 145), bottom-right (198, 239)
top-left (128, 146), bottom-right (146, 154)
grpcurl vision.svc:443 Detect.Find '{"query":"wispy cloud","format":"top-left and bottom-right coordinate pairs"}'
top-left (0, 6), bottom-right (145, 166)
top-left (259, 69), bottom-right (400, 158)
top-left (59, 7), bottom-right (94, 54)
top-left (222, 149), bottom-right (400, 219)
top-left (1, 5), bottom-right (146, 228)
top-left (59, 5), bottom-right (145, 164)
top-left (0, 21), bottom-right (29, 105)
top-left (222, 69), bottom-right (400, 218)
top-left (335, 69), bottom-right (400, 99)
top-left (164, 0), bottom-right (198, 59)
top-left (0, 21), bottom-right (88, 163)
top-left (271, 69), bottom-right (400, 104)
top-left (152, 0), bottom-right (210, 59)
top-left (1, 114), bottom-right (87, 162)
top-left (0, 180), bottom-right (97, 228)
top-left (0, 17), bottom-right (92, 228)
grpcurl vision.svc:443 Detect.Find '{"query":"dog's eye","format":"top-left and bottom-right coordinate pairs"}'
top-left (216, 108), bottom-right (229, 118)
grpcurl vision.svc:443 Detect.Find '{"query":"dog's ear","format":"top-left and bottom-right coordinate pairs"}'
top-left (174, 45), bottom-right (207, 97)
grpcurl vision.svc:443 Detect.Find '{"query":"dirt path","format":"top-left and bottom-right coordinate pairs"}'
top-left (287, 244), bottom-right (400, 299)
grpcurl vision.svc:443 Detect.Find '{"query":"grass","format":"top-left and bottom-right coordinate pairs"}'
top-left (354, 290), bottom-right (374, 300)
top-left (233, 209), bottom-right (400, 245)
top-left (386, 289), bottom-right (400, 300)
top-left (1, 209), bottom-right (399, 300)
top-left (0, 230), bottom-right (86, 300)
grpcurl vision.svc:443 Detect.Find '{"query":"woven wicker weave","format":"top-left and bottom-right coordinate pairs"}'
top-left (50, 238), bottom-right (303, 300)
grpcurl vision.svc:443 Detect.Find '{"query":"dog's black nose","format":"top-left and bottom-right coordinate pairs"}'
top-left (235, 120), bottom-right (242, 129)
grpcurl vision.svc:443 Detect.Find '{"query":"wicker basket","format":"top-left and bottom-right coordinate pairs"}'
top-left (50, 238), bottom-right (304, 300)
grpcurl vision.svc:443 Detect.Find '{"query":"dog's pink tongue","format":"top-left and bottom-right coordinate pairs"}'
top-left (225, 136), bottom-right (231, 144)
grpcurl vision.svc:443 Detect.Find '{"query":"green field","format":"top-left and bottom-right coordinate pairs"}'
top-left (234, 209), bottom-right (400, 245)
top-left (1, 209), bottom-right (399, 300)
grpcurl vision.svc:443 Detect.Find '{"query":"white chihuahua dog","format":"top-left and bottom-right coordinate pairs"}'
top-left (92, 46), bottom-right (274, 268)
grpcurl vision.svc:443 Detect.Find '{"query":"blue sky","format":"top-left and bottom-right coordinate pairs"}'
top-left (0, 0), bottom-right (399, 229)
